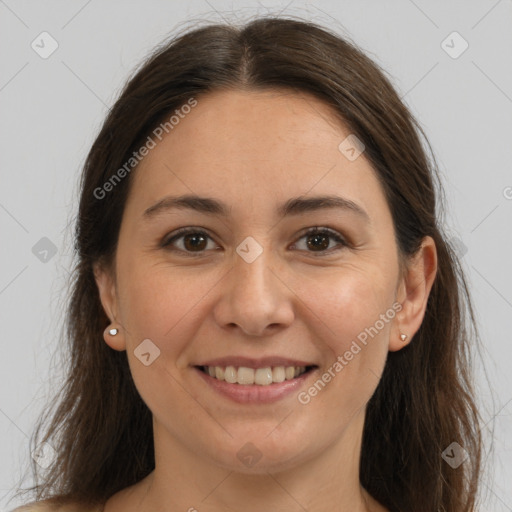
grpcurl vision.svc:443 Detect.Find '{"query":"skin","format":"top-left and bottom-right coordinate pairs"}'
top-left (93, 88), bottom-right (437, 512)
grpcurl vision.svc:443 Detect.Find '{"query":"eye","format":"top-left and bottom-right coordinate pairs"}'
top-left (161, 226), bottom-right (348, 256)
top-left (161, 227), bottom-right (219, 255)
top-left (292, 227), bottom-right (348, 255)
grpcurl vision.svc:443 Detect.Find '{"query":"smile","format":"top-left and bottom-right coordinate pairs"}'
top-left (198, 365), bottom-right (314, 385)
top-left (193, 362), bottom-right (319, 404)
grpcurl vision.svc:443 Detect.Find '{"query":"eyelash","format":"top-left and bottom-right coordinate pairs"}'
top-left (161, 226), bottom-right (349, 257)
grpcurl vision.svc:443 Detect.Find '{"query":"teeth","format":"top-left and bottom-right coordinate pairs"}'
top-left (224, 366), bottom-right (237, 384)
top-left (202, 365), bottom-right (309, 385)
top-left (285, 366), bottom-right (295, 380)
top-left (238, 366), bottom-right (255, 385)
top-left (215, 366), bottom-right (225, 380)
top-left (255, 367), bottom-right (273, 386)
top-left (272, 366), bottom-right (285, 383)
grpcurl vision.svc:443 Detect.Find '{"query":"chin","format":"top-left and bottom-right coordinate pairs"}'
top-left (201, 427), bottom-right (320, 475)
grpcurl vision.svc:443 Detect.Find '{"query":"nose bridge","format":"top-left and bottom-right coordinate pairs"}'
top-left (215, 237), bottom-right (293, 335)
top-left (233, 237), bottom-right (278, 304)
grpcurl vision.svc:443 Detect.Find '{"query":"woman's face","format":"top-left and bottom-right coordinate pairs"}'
top-left (96, 88), bottom-right (431, 474)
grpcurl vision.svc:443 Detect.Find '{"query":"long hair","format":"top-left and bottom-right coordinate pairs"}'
top-left (16, 16), bottom-right (483, 512)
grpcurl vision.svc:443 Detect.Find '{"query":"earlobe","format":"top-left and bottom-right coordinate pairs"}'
top-left (93, 262), bottom-right (127, 352)
top-left (389, 236), bottom-right (437, 352)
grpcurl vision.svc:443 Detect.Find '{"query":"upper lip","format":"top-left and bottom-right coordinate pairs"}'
top-left (194, 356), bottom-right (318, 369)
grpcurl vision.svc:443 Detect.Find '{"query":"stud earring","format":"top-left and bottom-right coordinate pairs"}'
top-left (400, 333), bottom-right (408, 342)
top-left (106, 326), bottom-right (118, 336)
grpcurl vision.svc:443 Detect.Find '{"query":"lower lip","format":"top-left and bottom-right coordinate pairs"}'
top-left (194, 367), bottom-right (317, 404)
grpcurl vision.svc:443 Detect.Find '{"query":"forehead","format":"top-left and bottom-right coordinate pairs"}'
top-left (126, 88), bottom-right (389, 222)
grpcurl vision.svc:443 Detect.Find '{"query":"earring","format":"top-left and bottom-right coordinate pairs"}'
top-left (106, 326), bottom-right (118, 336)
top-left (400, 333), bottom-right (408, 342)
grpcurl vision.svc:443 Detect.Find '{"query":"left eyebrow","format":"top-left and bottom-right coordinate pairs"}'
top-left (142, 194), bottom-right (371, 223)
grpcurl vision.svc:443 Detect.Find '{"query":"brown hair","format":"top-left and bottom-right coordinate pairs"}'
top-left (16, 15), bottom-right (483, 512)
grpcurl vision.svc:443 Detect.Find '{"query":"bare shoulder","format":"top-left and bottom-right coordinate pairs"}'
top-left (11, 499), bottom-right (103, 512)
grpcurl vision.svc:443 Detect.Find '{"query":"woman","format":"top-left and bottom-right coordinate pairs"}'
top-left (13, 15), bottom-right (483, 512)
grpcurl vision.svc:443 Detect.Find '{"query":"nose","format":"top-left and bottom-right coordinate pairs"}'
top-left (213, 245), bottom-right (295, 337)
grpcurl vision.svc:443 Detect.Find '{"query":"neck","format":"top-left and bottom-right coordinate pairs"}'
top-left (123, 408), bottom-right (384, 512)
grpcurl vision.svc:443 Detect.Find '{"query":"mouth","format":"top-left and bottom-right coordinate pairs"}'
top-left (192, 360), bottom-right (319, 404)
top-left (195, 364), bottom-right (317, 386)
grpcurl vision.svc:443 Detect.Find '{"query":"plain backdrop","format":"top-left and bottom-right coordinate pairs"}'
top-left (1, 1), bottom-right (511, 510)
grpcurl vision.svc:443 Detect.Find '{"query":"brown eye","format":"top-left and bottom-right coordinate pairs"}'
top-left (306, 232), bottom-right (330, 251)
top-left (162, 228), bottom-right (217, 255)
top-left (162, 226), bottom-right (347, 257)
top-left (182, 233), bottom-right (208, 251)
top-left (293, 227), bottom-right (348, 255)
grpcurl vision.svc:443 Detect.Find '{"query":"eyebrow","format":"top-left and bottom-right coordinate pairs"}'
top-left (142, 194), bottom-right (370, 222)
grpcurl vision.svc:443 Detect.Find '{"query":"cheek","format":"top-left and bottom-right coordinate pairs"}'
top-left (297, 264), bottom-right (396, 350)
top-left (116, 257), bottom-right (223, 349)
top-left (116, 262), bottom-right (215, 416)
top-left (293, 267), bottom-right (395, 411)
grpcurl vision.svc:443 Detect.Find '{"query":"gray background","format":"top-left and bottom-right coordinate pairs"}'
top-left (1, 0), bottom-right (511, 510)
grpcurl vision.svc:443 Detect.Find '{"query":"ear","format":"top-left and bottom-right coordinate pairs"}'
top-left (390, 236), bottom-right (437, 352)
top-left (93, 261), bottom-right (126, 351)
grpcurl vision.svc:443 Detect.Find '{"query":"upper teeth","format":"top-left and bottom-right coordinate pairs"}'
top-left (204, 365), bottom-right (308, 385)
